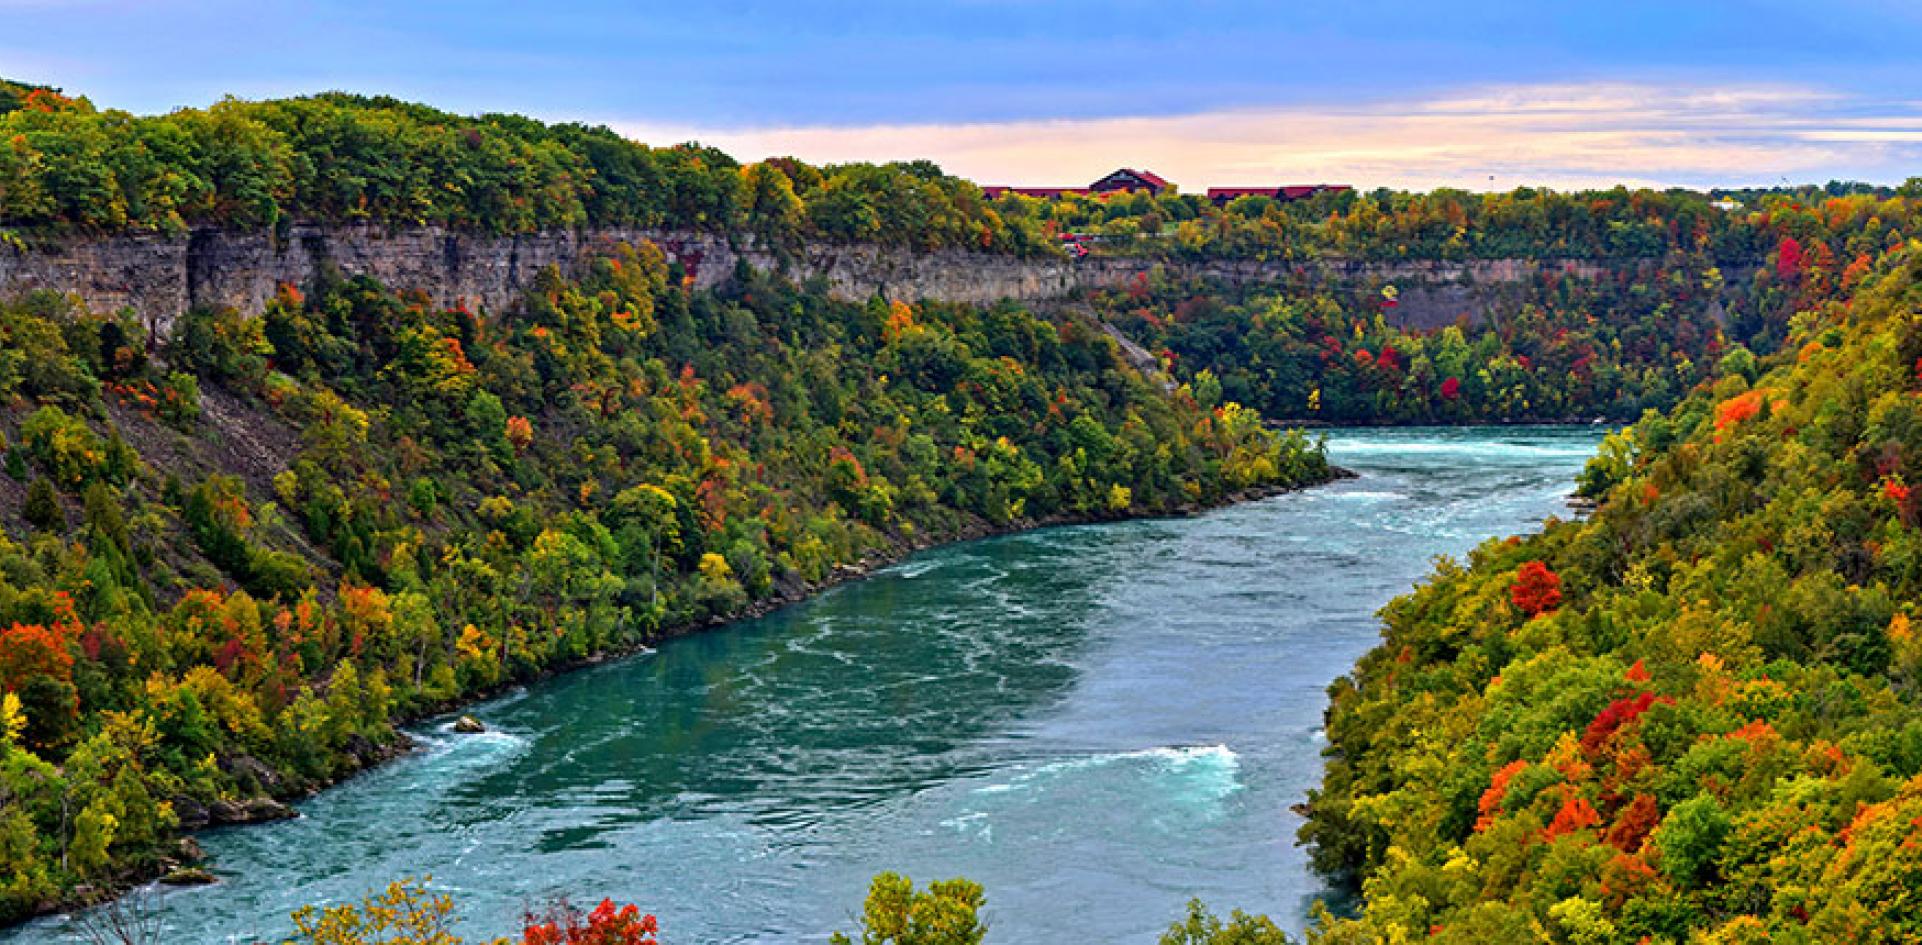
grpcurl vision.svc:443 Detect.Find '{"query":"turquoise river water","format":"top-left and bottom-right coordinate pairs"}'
top-left (10, 426), bottom-right (1603, 944)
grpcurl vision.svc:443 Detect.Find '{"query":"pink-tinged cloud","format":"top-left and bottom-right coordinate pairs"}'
top-left (609, 82), bottom-right (1922, 191)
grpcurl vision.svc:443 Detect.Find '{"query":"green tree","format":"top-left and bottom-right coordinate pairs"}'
top-left (830, 873), bottom-right (986, 945)
top-left (22, 477), bottom-right (61, 531)
top-left (1159, 900), bottom-right (1292, 945)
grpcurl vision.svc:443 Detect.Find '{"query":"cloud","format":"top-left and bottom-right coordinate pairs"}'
top-left (608, 81), bottom-right (1922, 191)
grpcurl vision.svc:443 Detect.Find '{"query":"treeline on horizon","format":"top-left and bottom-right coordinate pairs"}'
top-left (0, 231), bottom-right (1328, 921)
top-left (0, 78), bottom-right (1058, 254)
top-left (5, 77), bottom-right (1917, 268)
top-left (1013, 180), bottom-right (1916, 264)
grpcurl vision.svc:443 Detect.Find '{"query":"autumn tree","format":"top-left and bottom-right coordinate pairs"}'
top-left (1509, 560), bottom-right (1562, 617)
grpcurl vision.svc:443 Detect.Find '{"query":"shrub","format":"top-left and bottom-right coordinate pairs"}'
top-left (22, 477), bottom-right (61, 531)
top-left (19, 405), bottom-right (105, 487)
top-left (830, 873), bottom-right (986, 945)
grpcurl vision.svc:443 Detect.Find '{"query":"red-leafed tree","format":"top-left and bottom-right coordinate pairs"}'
top-left (1439, 376), bottom-right (1461, 401)
top-left (1777, 235), bottom-right (1805, 281)
top-left (523, 898), bottom-right (659, 945)
top-left (1510, 561), bottom-right (1563, 617)
top-left (1582, 691), bottom-right (1668, 755)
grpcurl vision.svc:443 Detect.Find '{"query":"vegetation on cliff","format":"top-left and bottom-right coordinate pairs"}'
top-left (0, 238), bottom-right (1327, 922)
top-left (1086, 191), bottom-right (1921, 423)
top-left (1089, 266), bottom-right (1730, 424)
top-left (1298, 234), bottom-right (1922, 939)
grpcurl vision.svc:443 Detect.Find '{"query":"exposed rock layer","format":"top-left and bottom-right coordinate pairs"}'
top-left (0, 224), bottom-right (1706, 334)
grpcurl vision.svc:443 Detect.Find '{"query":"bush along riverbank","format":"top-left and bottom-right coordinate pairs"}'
top-left (0, 239), bottom-right (1331, 924)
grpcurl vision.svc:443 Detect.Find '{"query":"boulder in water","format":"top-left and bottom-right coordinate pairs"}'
top-left (243, 797), bottom-right (296, 821)
top-left (208, 796), bottom-right (296, 824)
top-left (160, 867), bottom-right (217, 886)
top-left (453, 715), bottom-right (486, 734)
top-left (176, 836), bottom-right (206, 863)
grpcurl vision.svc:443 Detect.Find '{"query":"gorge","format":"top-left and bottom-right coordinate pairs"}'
top-left (6, 75), bottom-right (1922, 944)
top-left (3, 426), bottom-right (1603, 945)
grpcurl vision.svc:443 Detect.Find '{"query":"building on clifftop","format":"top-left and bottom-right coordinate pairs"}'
top-left (1089, 168), bottom-right (1172, 194)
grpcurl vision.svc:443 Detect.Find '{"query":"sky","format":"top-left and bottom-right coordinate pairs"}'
top-left (6, 0), bottom-right (1922, 190)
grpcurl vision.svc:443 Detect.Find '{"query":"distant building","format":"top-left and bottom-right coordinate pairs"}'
top-left (992, 168), bottom-right (1310, 200)
top-left (1088, 168), bottom-right (1172, 194)
top-left (1206, 184), bottom-right (1353, 205)
top-left (983, 176), bottom-right (1353, 204)
top-left (1710, 198), bottom-right (1745, 212)
top-left (981, 168), bottom-right (1171, 199)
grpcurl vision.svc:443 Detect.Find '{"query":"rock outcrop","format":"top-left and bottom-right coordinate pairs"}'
top-left (0, 223), bottom-right (1713, 337)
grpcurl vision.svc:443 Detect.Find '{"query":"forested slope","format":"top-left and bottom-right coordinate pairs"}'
top-left (1301, 236), bottom-right (1922, 941)
top-left (1085, 192), bottom-right (1922, 424)
top-left (0, 235), bottom-right (1328, 921)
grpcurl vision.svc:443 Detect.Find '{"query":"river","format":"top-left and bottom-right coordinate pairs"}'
top-left (12, 426), bottom-right (1603, 945)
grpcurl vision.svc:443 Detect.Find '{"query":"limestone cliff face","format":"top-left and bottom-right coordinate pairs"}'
top-left (0, 225), bottom-right (1080, 336)
top-left (1, 230), bottom-right (191, 335)
top-left (0, 224), bottom-right (1692, 336)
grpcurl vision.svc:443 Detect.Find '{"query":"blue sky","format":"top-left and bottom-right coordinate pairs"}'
top-left (7, 0), bottom-right (1922, 188)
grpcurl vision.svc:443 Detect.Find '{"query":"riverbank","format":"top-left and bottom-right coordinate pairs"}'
top-left (30, 464), bottom-right (1353, 928)
top-left (315, 468), bottom-right (1358, 770)
top-left (0, 426), bottom-right (1603, 945)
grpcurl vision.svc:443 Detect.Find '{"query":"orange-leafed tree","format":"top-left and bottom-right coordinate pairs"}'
top-left (0, 621), bottom-right (77, 748)
top-left (1543, 790), bottom-right (1601, 841)
top-left (505, 415), bottom-right (534, 454)
top-left (1605, 793), bottom-right (1662, 853)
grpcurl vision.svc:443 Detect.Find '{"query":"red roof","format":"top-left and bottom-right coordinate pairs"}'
top-left (1089, 168), bottom-right (1172, 192)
